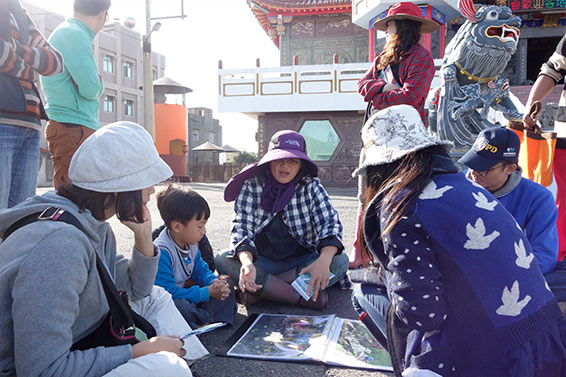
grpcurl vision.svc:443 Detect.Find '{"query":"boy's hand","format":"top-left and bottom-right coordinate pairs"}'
top-left (216, 279), bottom-right (231, 300)
top-left (208, 279), bottom-right (227, 300)
top-left (209, 279), bottom-right (230, 300)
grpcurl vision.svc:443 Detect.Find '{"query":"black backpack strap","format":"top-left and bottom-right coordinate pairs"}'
top-left (3, 207), bottom-right (134, 329)
top-left (3, 207), bottom-right (71, 240)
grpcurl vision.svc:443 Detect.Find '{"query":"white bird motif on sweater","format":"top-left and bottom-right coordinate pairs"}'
top-left (419, 181), bottom-right (453, 200)
top-left (496, 281), bottom-right (531, 316)
top-left (464, 218), bottom-right (500, 250)
top-left (472, 191), bottom-right (498, 211)
top-left (514, 239), bottom-right (534, 269)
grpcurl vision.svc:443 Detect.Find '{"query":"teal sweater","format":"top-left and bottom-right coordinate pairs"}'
top-left (41, 18), bottom-right (104, 130)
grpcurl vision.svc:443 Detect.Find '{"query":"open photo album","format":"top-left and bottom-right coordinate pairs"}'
top-left (219, 313), bottom-right (392, 371)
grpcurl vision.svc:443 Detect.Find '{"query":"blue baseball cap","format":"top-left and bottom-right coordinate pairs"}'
top-left (459, 127), bottom-right (520, 171)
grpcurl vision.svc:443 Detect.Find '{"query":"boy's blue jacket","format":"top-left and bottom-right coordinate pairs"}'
top-left (154, 228), bottom-right (216, 303)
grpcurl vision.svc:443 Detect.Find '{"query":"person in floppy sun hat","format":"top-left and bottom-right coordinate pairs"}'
top-left (350, 1), bottom-right (440, 269)
top-left (350, 105), bottom-right (566, 377)
top-left (216, 130), bottom-right (348, 311)
top-left (0, 121), bottom-right (209, 377)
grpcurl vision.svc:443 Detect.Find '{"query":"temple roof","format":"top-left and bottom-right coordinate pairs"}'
top-left (250, 0), bottom-right (350, 10)
top-left (247, 0), bottom-right (351, 47)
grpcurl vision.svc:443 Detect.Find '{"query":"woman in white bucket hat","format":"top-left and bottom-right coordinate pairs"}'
top-left (352, 105), bottom-right (566, 377)
top-left (0, 122), bottom-right (207, 377)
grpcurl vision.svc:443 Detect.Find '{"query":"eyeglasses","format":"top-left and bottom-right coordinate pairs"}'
top-left (473, 164), bottom-right (505, 177)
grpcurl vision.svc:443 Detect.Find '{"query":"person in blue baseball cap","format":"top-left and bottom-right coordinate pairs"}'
top-left (460, 126), bottom-right (566, 303)
top-left (459, 126), bottom-right (521, 192)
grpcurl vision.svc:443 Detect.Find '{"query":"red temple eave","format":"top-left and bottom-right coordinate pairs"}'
top-left (247, 0), bottom-right (352, 48)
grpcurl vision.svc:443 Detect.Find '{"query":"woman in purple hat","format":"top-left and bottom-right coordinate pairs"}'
top-left (350, 1), bottom-right (439, 269)
top-left (215, 130), bottom-right (348, 310)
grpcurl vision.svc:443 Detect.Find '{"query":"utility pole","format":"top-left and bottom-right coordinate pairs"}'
top-left (142, 0), bottom-right (185, 141)
top-left (143, 0), bottom-right (156, 140)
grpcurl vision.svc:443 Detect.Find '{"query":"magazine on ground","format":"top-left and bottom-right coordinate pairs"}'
top-left (218, 313), bottom-right (392, 371)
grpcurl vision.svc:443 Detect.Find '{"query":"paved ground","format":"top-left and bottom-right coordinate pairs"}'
top-left (38, 183), bottom-right (392, 377)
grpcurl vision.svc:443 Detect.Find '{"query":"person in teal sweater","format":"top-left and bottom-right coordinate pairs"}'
top-left (41, 0), bottom-right (109, 190)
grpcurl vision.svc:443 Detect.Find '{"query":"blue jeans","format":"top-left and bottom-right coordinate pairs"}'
top-left (0, 124), bottom-right (39, 209)
top-left (351, 283), bottom-right (391, 347)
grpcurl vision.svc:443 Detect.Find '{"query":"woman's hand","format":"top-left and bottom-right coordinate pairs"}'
top-left (382, 83), bottom-right (401, 93)
top-left (299, 246), bottom-right (337, 302)
top-left (121, 204), bottom-right (152, 236)
top-left (121, 205), bottom-right (154, 257)
top-left (131, 335), bottom-right (186, 359)
top-left (238, 251), bottom-right (262, 293)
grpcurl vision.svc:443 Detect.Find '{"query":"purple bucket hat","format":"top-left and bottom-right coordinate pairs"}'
top-left (224, 130), bottom-right (318, 202)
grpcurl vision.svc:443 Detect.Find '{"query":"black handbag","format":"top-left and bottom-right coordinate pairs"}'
top-left (3, 207), bottom-right (157, 350)
top-left (70, 248), bottom-right (157, 350)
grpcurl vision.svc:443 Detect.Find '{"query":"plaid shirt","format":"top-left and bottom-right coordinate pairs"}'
top-left (0, 7), bottom-right (63, 130)
top-left (357, 43), bottom-right (434, 122)
top-left (230, 176), bottom-right (343, 258)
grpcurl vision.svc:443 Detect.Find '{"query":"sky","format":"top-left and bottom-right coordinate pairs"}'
top-left (26, 0), bottom-right (281, 151)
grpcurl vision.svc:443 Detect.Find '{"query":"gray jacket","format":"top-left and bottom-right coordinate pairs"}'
top-left (0, 192), bottom-right (159, 377)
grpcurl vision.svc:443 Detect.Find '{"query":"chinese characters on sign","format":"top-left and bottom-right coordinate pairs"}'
top-left (509, 0), bottom-right (566, 11)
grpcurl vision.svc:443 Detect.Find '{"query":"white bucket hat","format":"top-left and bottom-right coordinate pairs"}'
top-left (354, 105), bottom-right (453, 176)
top-left (69, 121), bottom-right (173, 192)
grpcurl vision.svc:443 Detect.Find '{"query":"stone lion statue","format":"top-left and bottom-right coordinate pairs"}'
top-left (428, 0), bottom-right (523, 151)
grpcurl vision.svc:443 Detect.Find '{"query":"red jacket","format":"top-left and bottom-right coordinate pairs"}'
top-left (358, 44), bottom-right (435, 122)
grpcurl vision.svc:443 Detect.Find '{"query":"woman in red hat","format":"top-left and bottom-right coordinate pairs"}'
top-left (358, 1), bottom-right (438, 122)
top-left (350, 1), bottom-right (439, 269)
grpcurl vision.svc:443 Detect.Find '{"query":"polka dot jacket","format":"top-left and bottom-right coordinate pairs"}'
top-left (364, 172), bottom-right (566, 377)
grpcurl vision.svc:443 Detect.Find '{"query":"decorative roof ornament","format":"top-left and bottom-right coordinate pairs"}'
top-left (268, 28), bottom-right (276, 40)
top-left (246, 0), bottom-right (350, 47)
top-left (276, 14), bottom-right (286, 36)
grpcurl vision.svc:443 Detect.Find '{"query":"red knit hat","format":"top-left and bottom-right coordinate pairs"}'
top-left (374, 2), bottom-right (439, 33)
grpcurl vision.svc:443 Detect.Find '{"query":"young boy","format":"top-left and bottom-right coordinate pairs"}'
top-left (154, 184), bottom-right (236, 328)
